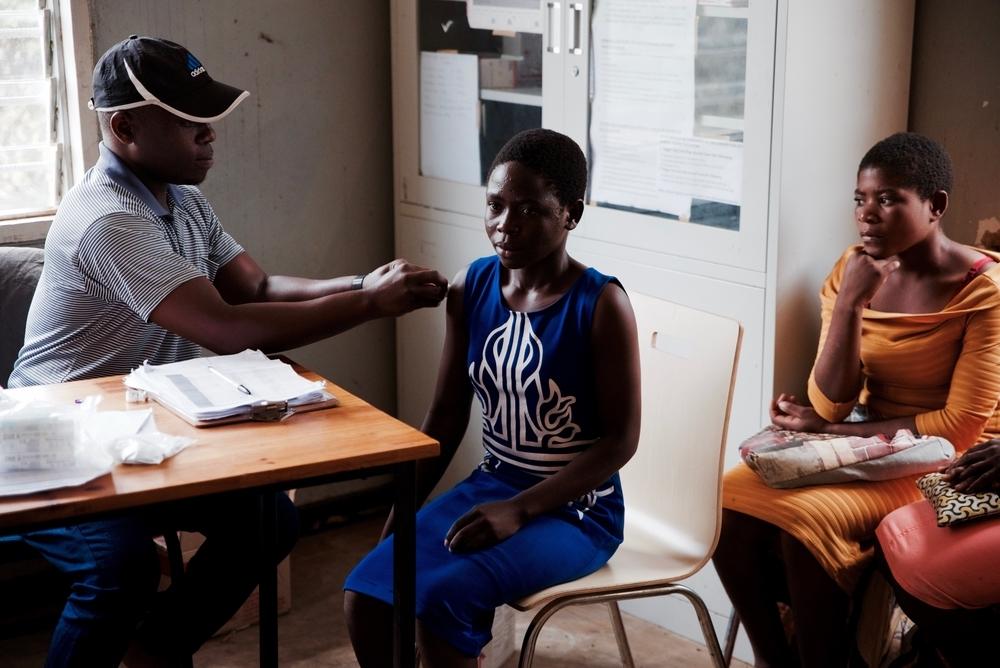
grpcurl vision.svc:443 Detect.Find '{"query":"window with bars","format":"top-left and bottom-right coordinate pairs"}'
top-left (0, 0), bottom-right (72, 221)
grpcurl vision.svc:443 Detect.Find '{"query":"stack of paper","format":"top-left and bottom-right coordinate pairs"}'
top-left (125, 350), bottom-right (335, 425)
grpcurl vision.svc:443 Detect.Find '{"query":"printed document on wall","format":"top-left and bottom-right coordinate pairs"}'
top-left (590, 0), bottom-right (697, 218)
top-left (660, 136), bottom-right (743, 205)
top-left (420, 52), bottom-right (481, 185)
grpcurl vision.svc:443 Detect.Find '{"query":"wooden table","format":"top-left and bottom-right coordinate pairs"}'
top-left (0, 370), bottom-right (439, 668)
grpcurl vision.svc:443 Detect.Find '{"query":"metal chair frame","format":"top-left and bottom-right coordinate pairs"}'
top-left (518, 584), bottom-right (727, 668)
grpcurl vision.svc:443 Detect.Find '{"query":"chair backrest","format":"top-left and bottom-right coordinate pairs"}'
top-left (620, 291), bottom-right (742, 569)
top-left (0, 246), bottom-right (44, 387)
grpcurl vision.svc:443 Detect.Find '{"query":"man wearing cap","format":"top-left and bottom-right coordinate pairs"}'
top-left (8, 36), bottom-right (448, 667)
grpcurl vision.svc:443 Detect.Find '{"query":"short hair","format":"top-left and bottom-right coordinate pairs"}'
top-left (858, 132), bottom-right (953, 199)
top-left (489, 128), bottom-right (587, 207)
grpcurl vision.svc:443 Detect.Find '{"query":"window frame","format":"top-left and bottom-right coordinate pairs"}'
top-left (0, 0), bottom-right (97, 244)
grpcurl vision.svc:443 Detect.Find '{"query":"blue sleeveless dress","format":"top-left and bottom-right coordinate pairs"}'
top-left (345, 256), bottom-right (626, 657)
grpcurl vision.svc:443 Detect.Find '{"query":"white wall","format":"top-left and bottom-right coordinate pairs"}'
top-left (769, 0), bottom-right (914, 402)
top-left (86, 0), bottom-right (398, 415)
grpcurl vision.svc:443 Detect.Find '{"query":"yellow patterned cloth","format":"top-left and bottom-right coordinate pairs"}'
top-left (725, 246), bottom-right (1000, 590)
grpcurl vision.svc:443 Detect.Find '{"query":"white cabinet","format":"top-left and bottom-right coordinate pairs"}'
top-left (391, 0), bottom-right (915, 659)
top-left (393, 0), bottom-right (774, 271)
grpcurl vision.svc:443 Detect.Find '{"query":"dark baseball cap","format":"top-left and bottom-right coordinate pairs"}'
top-left (89, 35), bottom-right (248, 123)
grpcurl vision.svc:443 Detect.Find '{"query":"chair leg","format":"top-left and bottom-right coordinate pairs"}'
top-left (607, 601), bottom-right (636, 668)
top-left (666, 585), bottom-right (726, 668)
top-left (722, 609), bottom-right (740, 666)
top-left (517, 598), bottom-right (576, 668)
top-left (519, 584), bottom-right (726, 668)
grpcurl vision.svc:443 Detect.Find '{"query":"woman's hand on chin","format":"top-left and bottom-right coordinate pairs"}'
top-left (838, 249), bottom-right (900, 309)
top-left (770, 393), bottom-right (829, 433)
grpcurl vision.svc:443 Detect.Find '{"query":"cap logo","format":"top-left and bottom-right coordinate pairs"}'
top-left (186, 52), bottom-right (206, 78)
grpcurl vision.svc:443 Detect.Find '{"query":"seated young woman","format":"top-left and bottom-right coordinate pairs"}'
top-left (876, 439), bottom-right (1000, 667)
top-left (713, 132), bottom-right (1000, 667)
top-left (342, 128), bottom-right (641, 668)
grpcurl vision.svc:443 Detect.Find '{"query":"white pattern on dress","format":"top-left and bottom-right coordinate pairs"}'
top-left (470, 312), bottom-right (595, 461)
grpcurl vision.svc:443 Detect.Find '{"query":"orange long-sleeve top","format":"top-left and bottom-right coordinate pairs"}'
top-left (724, 245), bottom-right (1000, 590)
top-left (808, 246), bottom-right (1000, 451)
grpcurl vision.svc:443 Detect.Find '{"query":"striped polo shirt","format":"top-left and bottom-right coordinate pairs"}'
top-left (8, 143), bottom-right (244, 387)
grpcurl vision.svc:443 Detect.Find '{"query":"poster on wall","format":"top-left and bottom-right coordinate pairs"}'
top-left (589, 0), bottom-right (745, 220)
top-left (589, 0), bottom-right (697, 218)
top-left (419, 51), bottom-right (481, 185)
top-left (659, 135), bottom-right (743, 205)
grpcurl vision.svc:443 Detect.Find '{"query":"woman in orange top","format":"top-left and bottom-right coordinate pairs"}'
top-left (713, 133), bottom-right (1000, 667)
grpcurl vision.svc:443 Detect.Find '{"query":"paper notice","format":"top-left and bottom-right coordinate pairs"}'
top-left (420, 51), bottom-right (481, 185)
top-left (590, 0), bottom-right (697, 217)
top-left (659, 136), bottom-right (743, 205)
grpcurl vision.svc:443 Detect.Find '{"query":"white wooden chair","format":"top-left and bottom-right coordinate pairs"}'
top-left (510, 291), bottom-right (743, 668)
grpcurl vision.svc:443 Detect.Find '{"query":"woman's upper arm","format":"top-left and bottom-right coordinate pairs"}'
top-left (591, 282), bottom-right (641, 454)
top-left (421, 267), bottom-right (474, 442)
top-left (915, 305), bottom-right (1000, 450)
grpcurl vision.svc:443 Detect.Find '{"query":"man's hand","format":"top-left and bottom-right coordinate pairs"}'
top-left (770, 393), bottom-right (829, 433)
top-left (365, 259), bottom-right (448, 317)
top-left (838, 249), bottom-right (900, 309)
top-left (444, 500), bottom-right (527, 553)
top-left (944, 439), bottom-right (1000, 493)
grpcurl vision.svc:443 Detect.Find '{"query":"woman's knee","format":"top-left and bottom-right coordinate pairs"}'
top-left (777, 529), bottom-right (826, 579)
top-left (721, 509), bottom-right (779, 542)
top-left (715, 510), bottom-right (778, 568)
top-left (344, 590), bottom-right (392, 636)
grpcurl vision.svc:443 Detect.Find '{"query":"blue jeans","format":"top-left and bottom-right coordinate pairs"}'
top-left (19, 492), bottom-right (298, 667)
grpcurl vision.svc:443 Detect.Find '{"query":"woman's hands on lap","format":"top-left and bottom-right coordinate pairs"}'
top-left (444, 499), bottom-right (528, 553)
top-left (944, 440), bottom-right (1000, 493)
top-left (770, 393), bottom-right (830, 433)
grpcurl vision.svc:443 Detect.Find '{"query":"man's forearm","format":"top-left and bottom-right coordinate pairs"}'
top-left (259, 274), bottom-right (359, 302)
top-left (152, 282), bottom-right (381, 354)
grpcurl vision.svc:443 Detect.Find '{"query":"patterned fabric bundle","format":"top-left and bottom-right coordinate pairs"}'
top-left (741, 426), bottom-right (955, 489)
top-left (917, 472), bottom-right (1000, 527)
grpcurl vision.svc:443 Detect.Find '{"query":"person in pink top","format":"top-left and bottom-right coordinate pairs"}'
top-left (877, 440), bottom-right (1000, 667)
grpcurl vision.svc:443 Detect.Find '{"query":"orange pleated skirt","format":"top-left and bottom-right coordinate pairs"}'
top-left (722, 463), bottom-right (923, 591)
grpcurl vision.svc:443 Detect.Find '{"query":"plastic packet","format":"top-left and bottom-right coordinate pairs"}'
top-left (107, 432), bottom-right (194, 465)
top-left (0, 395), bottom-right (111, 473)
top-left (81, 408), bottom-right (194, 465)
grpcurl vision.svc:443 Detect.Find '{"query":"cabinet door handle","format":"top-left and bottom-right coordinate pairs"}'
top-left (546, 1), bottom-right (561, 54)
top-left (567, 3), bottom-right (583, 55)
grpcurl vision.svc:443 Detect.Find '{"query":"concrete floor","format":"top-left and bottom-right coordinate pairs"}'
top-left (0, 512), bottom-right (749, 667)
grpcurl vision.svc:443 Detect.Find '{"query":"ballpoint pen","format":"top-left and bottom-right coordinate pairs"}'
top-left (207, 365), bottom-right (252, 395)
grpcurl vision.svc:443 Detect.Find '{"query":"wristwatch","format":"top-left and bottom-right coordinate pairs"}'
top-left (351, 274), bottom-right (367, 290)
